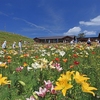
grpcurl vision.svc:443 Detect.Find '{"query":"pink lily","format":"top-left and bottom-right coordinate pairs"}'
top-left (26, 96), bottom-right (36, 100)
top-left (35, 87), bottom-right (47, 98)
top-left (16, 66), bottom-right (23, 72)
top-left (50, 85), bottom-right (57, 94)
top-left (44, 80), bottom-right (52, 89)
top-left (53, 63), bottom-right (63, 72)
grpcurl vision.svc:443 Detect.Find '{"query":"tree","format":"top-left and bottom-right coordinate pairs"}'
top-left (78, 33), bottom-right (85, 38)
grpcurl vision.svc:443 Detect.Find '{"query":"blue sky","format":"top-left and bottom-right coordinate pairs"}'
top-left (0, 0), bottom-right (100, 38)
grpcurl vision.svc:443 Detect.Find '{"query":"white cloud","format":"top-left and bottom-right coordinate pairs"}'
top-left (79, 15), bottom-right (100, 26)
top-left (83, 30), bottom-right (96, 36)
top-left (63, 27), bottom-right (81, 35)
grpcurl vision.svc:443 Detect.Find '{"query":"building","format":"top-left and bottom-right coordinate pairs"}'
top-left (34, 35), bottom-right (75, 43)
top-left (34, 33), bottom-right (100, 43)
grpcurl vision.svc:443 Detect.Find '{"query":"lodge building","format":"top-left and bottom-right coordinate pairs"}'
top-left (34, 33), bottom-right (100, 43)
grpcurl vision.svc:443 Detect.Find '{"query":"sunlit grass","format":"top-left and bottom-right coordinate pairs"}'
top-left (0, 31), bottom-right (33, 46)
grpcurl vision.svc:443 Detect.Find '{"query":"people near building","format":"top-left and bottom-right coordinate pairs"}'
top-left (12, 41), bottom-right (16, 49)
top-left (87, 38), bottom-right (91, 46)
top-left (97, 39), bottom-right (100, 46)
top-left (70, 40), bottom-right (74, 45)
top-left (48, 40), bottom-right (50, 43)
top-left (2, 41), bottom-right (7, 49)
top-left (18, 40), bottom-right (22, 53)
top-left (99, 40), bottom-right (100, 46)
top-left (74, 37), bottom-right (78, 43)
top-left (74, 36), bottom-right (76, 43)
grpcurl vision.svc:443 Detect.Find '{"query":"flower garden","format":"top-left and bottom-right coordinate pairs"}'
top-left (0, 42), bottom-right (100, 100)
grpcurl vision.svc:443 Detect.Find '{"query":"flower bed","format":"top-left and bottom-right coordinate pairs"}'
top-left (0, 43), bottom-right (100, 100)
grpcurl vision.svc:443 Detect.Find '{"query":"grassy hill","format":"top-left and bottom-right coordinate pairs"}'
top-left (0, 31), bottom-right (33, 46)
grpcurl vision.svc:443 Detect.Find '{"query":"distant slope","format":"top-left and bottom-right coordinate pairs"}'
top-left (0, 31), bottom-right (33, 46)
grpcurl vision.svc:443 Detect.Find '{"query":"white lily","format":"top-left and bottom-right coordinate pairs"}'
top-left (27, 66), bottom-right (33, 71)
top-left (59, 51), bottom-right (65, 56)
top-left (31, 62), bottom-right (41, 69)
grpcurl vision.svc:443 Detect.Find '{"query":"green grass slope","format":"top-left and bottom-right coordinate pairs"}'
top-left (0, 31), bottom-right (33, 46)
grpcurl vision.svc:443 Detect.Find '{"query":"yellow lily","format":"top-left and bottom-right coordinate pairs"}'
top-left (81, 82), bottom-right (97, 96)
top-left (0, 74), bottom-right (11, 85)
top-left (0, 62), bottom-right (8, 68)
top-left (74, 71), bottom-right (90, 84)
top-left (55, 79), bottom-right (73, 96)
top-left (54, 71), bottom-right (74, 96)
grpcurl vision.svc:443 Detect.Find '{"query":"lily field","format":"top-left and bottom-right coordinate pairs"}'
top-left (0, 42), bottom-right (100, 100)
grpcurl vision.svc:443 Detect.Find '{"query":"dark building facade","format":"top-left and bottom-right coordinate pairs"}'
top-left (34, 33), bottom-right (100, 43)
top-left (34, 35), bottom-right (74, 43)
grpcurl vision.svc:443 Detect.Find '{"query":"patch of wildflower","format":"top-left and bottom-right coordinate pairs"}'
top-left (54, 70), bottom-right (97, 96)
top-left (0, 74), bottom-right (11, 85)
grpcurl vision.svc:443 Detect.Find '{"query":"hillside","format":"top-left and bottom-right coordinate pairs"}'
top-left (0, 31), bottom-right (33, 46)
